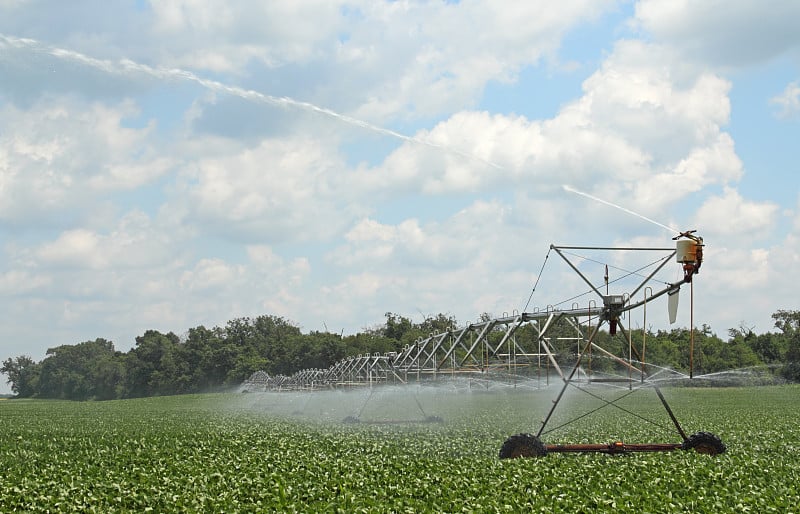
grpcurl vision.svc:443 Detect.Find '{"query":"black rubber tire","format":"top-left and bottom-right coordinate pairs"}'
top-left (499, 433), bottom-right (547, 459)
top-left (425, 415), bottom-right (444, 423)
top-left (342, 416), bottom-right (360, 424)
top-left (682, 431), bottom-right (726, 455)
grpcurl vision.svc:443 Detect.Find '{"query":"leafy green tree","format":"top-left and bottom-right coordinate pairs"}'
top-left (783, 337), bottom-right (800, 382)
top-left (645, 328), bottom-right (701, 373)
top-left (419, 313), bottom-right (458, 335)
top-left (299, 331), bottom-right (346, 369)
top-left (90, 348), bottom-right (126, 400)
top-left (1, 355), bottom-right (40, 397)
top-left (176, 325), bottom-right (221, 391)
top-left (222, 315), bottom-right (301, 379)
top-left (124, 330), bottom-right (181, 397)
top-left (373, 313), bottom-right (462, 352)
top-left (771, 310), bottom-right (800, 333)
top-left (37, 339), bottom-right (120, 400)
top-left (341, 332), bottom-right (398, 357)
top-left (772, 310), bottom-right (800, 381)
top-left (698, 336), bottom-right (760, 374)
top-left (280, 331), bottom-right (347, 374)
top-left (382, 312), bottom-right (414, 342)
top-left (728, 323), bottom-right (787, 366)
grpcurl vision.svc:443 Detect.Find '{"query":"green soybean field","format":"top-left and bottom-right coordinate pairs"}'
top-left (1, 385), bottom-right (798, 512)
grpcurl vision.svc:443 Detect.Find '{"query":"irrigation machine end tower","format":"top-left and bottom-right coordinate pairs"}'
top-left (499, 231), bottom-right (727, 459)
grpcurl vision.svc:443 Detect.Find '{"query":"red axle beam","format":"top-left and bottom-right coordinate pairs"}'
top-left (545, 442), bottom-right (683, 454)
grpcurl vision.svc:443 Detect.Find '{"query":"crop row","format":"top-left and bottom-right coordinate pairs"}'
top-left (1, 385), bottom-right (798, 512)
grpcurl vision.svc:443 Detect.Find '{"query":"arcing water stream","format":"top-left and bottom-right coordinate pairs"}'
top-left (2, 33), bottom-right (686, 237)
top-left (562, 185), bottom-right (679, 234)
top-left (0, 33), bottom-right (502, 170)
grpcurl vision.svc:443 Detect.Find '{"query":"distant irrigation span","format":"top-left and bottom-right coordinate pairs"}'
top-left (242, 308), bottom-right (589, 392)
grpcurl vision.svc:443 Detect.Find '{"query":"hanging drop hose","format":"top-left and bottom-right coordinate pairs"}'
top-left (412, 390), bottom-right (428, 418)
top-left (354, 387), bottom-right (375, 419)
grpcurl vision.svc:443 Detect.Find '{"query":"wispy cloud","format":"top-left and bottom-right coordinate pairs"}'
top-left (770, 81), bottom-right (800, 120)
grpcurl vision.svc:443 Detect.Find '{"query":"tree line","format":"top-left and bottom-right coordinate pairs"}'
top-left (3, 310), bottom-right (800, 400)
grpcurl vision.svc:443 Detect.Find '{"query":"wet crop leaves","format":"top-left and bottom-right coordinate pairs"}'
top-left (1, 386), bottom-right (799, 512)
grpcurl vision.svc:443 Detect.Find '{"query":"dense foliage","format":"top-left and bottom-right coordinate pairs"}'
top-left (1, 386), bottom-right (798, 512)
top-left (3, 310), bottom-right (800, 400)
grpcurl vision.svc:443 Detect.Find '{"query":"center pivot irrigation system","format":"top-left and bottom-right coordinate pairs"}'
top-left (242, 231), bottom-right (726, 458)
top-left (498, 230), bottom-right (726, 459)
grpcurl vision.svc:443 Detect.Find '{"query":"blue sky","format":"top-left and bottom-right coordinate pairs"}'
top-left (1, 1), bottom-right (799, 393)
